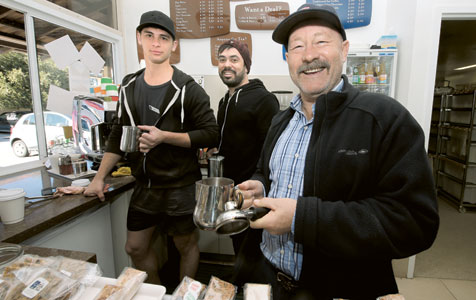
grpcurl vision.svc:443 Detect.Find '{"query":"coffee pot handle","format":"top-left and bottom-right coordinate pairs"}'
top-left (246, 206), bottom-right (270, 221)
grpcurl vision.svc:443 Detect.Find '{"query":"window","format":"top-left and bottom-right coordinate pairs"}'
top-left (0, 1), bottom-right (123, 173)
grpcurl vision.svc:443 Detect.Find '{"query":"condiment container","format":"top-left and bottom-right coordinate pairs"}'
top-left (58, 155), bottom-right (73, 175)
top-left (72, 179), bottom-right (90, 187)
top-left (0, 188), bottom-right (26, 224)
top-left (72, 160), bottom-right (88, 175)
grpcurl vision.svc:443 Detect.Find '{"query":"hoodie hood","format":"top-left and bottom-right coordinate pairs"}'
top-left (118, 66), bottom-right (196, 127)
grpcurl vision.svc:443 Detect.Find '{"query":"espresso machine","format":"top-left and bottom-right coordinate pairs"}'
top-left (72, 96), bottom-right (114, 165)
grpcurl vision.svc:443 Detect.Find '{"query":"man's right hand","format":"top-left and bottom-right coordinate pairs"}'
top-left (237, 180), bottom-right (264, 209)
top-left (84, 178), bottom-right (106, 201)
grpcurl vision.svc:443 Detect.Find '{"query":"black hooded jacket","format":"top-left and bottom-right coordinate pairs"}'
top-left (106, 66), bottom-right (218, 188)
top-left (217, 79), bottom-right (279, 184)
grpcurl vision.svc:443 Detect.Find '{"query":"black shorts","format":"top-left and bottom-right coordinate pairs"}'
top-left (127, 207), bottom-right (196, 235)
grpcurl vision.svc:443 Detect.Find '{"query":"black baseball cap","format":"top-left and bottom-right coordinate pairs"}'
top-left (272, 4), bottom-right (346, 46)
top-left (136, 10), bottom-right (176, 40)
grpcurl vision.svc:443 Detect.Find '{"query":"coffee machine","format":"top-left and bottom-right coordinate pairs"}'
top-left (72, 96), bottom-right (114, 163)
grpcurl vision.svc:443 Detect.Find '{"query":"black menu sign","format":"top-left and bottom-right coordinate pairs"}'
top-left (170, 0), bottom-right (231, 39)
top-left (235, 2), bottom-right (289, 30)
top-left (307, 0), bottom-right (372, 29)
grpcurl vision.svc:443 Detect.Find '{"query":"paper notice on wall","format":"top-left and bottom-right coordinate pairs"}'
top-left (44, 35), bottom-right (80, 70)
top-left (79, 42), bottom-right (105, 76)
top-left (68, 61), bottom-right (91, 94)
top-left (47, 85), bottom-right (76, 116)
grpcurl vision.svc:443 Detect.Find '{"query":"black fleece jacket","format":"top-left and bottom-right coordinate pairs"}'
top-left (246, 75), bottom-right (439, 299)
top-left (106, 66), bottom-right (218, 188)
top-left (217, 79), bottom-right (279, 184)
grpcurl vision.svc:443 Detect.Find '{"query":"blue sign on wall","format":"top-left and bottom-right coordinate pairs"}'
top-left (306, 0), bottom-right (372, 29)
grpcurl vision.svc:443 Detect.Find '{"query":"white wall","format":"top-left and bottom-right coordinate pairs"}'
top-left (119, 0), bottom-right (389, 76)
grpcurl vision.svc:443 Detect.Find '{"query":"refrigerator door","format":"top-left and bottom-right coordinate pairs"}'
top-left (344, 49), bottom-right (398, 98)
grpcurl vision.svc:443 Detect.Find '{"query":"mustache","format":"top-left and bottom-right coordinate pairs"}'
top-left (297, 59), bottom-right (330, 73)
top-left (220, 67), bottom-right (236, 76)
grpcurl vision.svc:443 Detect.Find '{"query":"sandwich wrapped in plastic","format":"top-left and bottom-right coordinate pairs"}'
top-left (203, 276), bottom-right (236, 300)
top-left (9, 267), bottom-right (79, 300)
top-left (243, 283), bottom-right (272, 300)
top-left (115, 267), bottom-right (147, 300)
top-left (92, 284), bottom-right (123, 300)
top-left (53, 256), bottom-right (102, 286)
top-left (1, 255), bottom-right (55, 279)
top-left (0, 277), bottom-right (27, 300)
top-left (171, 276), bottom-right (207, 300)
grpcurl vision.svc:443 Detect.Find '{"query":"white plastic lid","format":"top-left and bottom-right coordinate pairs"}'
top-left (0, 188), bottom-right (26, 201)
top-left (71, 179), bottom-right (90, 187)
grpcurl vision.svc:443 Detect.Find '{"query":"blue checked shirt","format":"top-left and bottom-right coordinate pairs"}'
top-left (261, 79), bottom-right (344, 280)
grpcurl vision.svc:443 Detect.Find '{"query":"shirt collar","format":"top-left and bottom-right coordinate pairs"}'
top-left (290, 78), bottom-right (344, 112)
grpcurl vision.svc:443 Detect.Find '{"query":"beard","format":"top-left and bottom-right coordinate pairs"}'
top-left (219, 67), bottom-right (246, 88)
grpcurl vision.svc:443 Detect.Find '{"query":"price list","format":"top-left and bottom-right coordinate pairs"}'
top-left (235, 2), bottom-right (289, 30)
top-left (306, 0), bottom-right (372, 29)
top-left (170, 0), bottom-right (230, 39)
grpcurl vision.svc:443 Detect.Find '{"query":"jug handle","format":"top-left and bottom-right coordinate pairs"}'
top-left (233, 187), bottom-right (244, 209)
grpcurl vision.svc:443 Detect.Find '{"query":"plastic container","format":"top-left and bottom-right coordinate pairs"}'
top-left (72, 179), bottom-right (90, 187)
top-left (0, 188), bottom-right (26, 224)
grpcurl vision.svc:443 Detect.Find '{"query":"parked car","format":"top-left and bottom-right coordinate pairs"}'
top-left (0, 111), bottom-right (31, 133)
top-left (10, 111), bottom-right (72, 157)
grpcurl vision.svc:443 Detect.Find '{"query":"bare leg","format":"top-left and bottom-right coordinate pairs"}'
top-left (125, 226), bottom-right (161, 284)
top-left (173, 229), bottom-right (200, 280)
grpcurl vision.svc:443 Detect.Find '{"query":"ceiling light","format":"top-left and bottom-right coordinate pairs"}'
top-left (454, 64), bottom-right (476, 71)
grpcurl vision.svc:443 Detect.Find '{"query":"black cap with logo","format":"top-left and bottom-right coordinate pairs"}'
top-left (272, 4), bottom-right (346, 46)
top-left (136, 10), bottom-right (176, 40)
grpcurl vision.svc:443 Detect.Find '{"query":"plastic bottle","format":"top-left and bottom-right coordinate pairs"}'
top-left (378, 61), bottom-right (388, 84)
top-left (365, 62), bottom-right (375, 84)
top-left (359, 64), bottom-right (366, 84)
top-left (352, 65), bottom-right (359, 84)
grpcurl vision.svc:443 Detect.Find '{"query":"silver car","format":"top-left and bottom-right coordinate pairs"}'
top-left (10, 111), bottom-right (72, 157)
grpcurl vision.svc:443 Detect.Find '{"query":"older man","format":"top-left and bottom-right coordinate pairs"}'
top-left (236, 4), bottom-right (439, 299)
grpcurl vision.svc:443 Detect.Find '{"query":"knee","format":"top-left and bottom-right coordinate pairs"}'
top-left (125, 241), bottom-right (147, 258)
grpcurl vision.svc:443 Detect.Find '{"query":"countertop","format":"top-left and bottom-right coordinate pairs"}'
top-left (0, 166), bottom-right (135, 243)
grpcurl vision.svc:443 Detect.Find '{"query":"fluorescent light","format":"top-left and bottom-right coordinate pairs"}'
top-left (454, 64), bottom-right (476, 71)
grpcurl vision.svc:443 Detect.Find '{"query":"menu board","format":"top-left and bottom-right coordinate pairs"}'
top-left (235, 2), bottom-right (289, 30)
top-left (210, 32), bottom-right (252, 66)
top-left (306, 0), bottom-right (372, 29)
top-left (136, 39), bottom-right (181, 64)
top-left (170, 0), bottom-right (231, 39)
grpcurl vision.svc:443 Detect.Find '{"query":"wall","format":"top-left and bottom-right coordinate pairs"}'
top-left (118, 0), bottom-right (391, 111)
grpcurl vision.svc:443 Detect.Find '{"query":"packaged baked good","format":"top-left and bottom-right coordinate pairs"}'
top-left (243, 283), bottom-right (272, 300)
top-left (2, 277), bottom-right (27, 300)
top-left (203, 276), bottom-right (236, 300)
top-left (7, 267), bottom-right (79, 300)
top-left (115, 267), bottom-right (147, 300)
top-left (171, 276), bottom-right (207, 300)
top-left (1, 255), bottom-right (55, 279)
top-left (53, 256), bottom-right (102, 286)
top-left (92, 284), bottom-right (123, 300)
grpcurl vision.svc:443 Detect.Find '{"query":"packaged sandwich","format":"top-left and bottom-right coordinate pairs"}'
top-left (115, 267), bottom-right (147, 300)
top-left (92, 284), bottom-right (123, 300)
top-left (8, 267), bottom-right (79, 300)
top-left (243, 283), bottom-right (272, 300)
top-left (54, 256), bottom-right (102, 285)
top-left (203, 276), bottom-right (236, 300)
top-left (171, 276), bottom-right (207, 300)
top-left (1, 255), bottom-right (55, 279)
top-left (2, 277), bottom-right (27, 300)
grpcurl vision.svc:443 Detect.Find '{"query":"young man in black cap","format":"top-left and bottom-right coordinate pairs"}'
top-left (235, 4), bottom-right (439, 299)
top-left (85, 10), bottom-right (218, 284)
top-left (210, 39), bottom-right (279, 254)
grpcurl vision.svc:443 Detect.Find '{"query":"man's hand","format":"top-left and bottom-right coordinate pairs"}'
top-left (250, 197), bottom-right (297, 235)
top-left (84, 178), bottom-right (106, 201)
top-left (237, 180), bottom-right (264, 209)
top-left (138, 125), bottom-right (165, 153)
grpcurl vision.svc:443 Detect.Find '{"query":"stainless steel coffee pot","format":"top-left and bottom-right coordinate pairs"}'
top-left (193, 177), bottom-right (269, 235)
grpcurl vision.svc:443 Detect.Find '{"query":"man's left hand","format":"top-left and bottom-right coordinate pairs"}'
top-left (138, 125), bottom-right (165, 153)
top-left (249, 197), bottom-right (297, 235)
